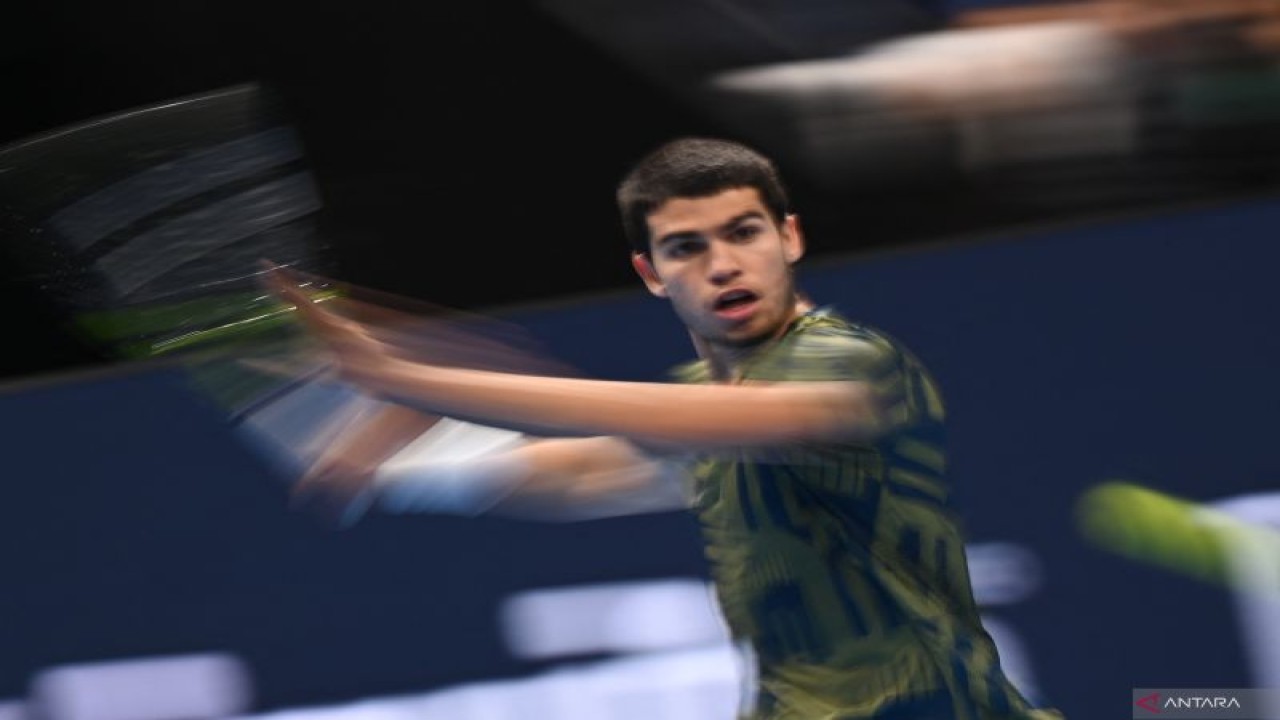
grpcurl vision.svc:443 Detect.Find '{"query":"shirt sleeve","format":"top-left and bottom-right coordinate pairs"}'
top-left (783, 324), bottom-right (946, 433)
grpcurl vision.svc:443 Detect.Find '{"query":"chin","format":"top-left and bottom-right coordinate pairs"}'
top-left (720, 325), bottom-right (778, 349)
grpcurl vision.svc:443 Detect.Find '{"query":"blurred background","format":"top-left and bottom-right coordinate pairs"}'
top-left (2, 0), bottom-right (1280, 719)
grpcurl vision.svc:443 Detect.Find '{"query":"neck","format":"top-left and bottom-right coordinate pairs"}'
top-left (694, 297), bottom-right (815, 382)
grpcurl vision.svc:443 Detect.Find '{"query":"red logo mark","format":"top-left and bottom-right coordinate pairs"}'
top-left (1137, 693), bottom-right (1162, 713)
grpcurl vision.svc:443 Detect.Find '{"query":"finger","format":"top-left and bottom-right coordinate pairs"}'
top-left (289, 472), bottom-right (373, 530)
top-left (259, 265), bottom-right (346, 335)
top-left (256, 259), bottom-right (299, 298)
top-left (260, 261), bottom-right (346, 311)
top-left (291, 485), bottom-right (369, 530)
top-left (264, 268), bottom-right (317, 312)
top-left (289, 468), bottom-right (348, 511)
top-left (257, 259), bottom-right (319, 304)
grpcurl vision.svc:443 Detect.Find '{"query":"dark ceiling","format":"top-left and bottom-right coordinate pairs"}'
top-left (4, 0), bottom-right (1279, 384)
top-left (1, 1), bottom-right (725, 300)
top-left (0, 0), bottom-right (937, 383)
top-left (0, 1), bottom-right (713, 381)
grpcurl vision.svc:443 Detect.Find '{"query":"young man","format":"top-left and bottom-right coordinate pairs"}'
top-left (262, 137), bottom-right (1064, 719)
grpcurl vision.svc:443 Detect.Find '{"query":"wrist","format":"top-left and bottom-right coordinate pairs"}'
top-left (370, 417), bottom-right (529, 516)
top-left (353, 355), bottom-right (431, 399)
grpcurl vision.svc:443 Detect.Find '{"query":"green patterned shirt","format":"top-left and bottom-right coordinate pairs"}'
top-left (670, 308), bottom-right (1063, 720)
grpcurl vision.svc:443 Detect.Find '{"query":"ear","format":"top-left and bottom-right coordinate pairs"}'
top-left (631, 253), bottom-right (668, 298)
top-left (783, 214), bottom-right (806, 265)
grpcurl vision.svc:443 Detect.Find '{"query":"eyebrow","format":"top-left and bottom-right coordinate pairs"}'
top-left (654, 210), bottom-right (768, 249)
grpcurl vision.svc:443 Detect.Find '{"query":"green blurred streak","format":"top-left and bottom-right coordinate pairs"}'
top-left (74, 288), bottom-right (343, 359)
top-left (72, 286), bottom-right (345, 417)
top-left (1077, 480), bottom-right (1279, 589)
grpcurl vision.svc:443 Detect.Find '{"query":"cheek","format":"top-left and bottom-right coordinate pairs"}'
top-left (652, 266), bottom-right (690, 296)
top-left (664, 283), bottom-right (695, 306)
top-left (664, 283), bottom-right (705, 317)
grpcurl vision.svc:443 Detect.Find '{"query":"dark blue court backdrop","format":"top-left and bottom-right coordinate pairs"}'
top-left (3, 194), bottom-right (1278, 719)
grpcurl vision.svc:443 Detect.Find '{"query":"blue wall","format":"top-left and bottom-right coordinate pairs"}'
top-left (3, 194), bottom-right (1278, 719)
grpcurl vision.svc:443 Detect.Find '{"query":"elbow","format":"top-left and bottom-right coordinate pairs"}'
top-left (822, 382), bottom-right (890, 444)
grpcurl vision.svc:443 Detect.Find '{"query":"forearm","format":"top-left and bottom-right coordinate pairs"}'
top-left (264, 268), bottom-right (879, 448)
top-left (361, 358), bottom-right (880, 447)
top-left (313, 401), bottom-right (441, 471)
top-left (373, 433), bottom-right (673, 519)
top-left (374, 432), bottom-right (531, 516)
top-left (493, 436), bottom-right (689, 521)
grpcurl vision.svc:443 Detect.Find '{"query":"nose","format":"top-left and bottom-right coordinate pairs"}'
top-left (706, 240), bottom-right (742, 285)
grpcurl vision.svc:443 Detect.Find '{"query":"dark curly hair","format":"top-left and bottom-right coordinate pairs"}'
top-left (616, 137), bottom-right (791, 256)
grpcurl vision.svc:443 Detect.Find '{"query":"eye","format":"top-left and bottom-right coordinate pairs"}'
top-left (663, 238), bottom-right (704, 259)
top-left (729, 223), bottom-right (763, 242)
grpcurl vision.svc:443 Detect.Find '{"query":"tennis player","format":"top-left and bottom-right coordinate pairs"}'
top-left (262, 137), bottom-right (1064, 720)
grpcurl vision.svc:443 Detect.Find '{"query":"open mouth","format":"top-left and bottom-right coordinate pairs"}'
top-left (714, 289), bottom-right (759, 315)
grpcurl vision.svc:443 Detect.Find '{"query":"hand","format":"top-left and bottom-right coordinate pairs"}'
top-left (285, 402), bottom-right (443, 529)
top-left (259, 261), bottom-right (397, 388)
top-left (289, 454), bottom-right (381, 530)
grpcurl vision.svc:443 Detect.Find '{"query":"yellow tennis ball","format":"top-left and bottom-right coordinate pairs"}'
top-left (1076, 481), bottom-right (1232, 585)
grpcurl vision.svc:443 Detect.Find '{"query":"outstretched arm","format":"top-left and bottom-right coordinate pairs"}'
top-left (292, 405), bottom-right (686, 526)
top-left (381, 433), bottom-right (687, 522)
top-left (262, 266), bottom-right (886, 450)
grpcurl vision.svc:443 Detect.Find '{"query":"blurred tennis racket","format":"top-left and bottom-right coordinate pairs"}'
top-left (0, 81), bottom-right (337, 367)
top-left (0, 83), bottom-right (581, 505)
top-left (0, 82), bottom-right (362, 482)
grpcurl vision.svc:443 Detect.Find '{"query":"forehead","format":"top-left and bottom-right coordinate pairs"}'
top-left (645, 187), bottom-right (769, 237)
